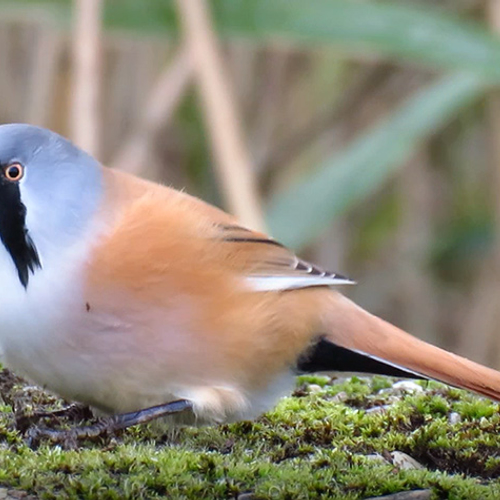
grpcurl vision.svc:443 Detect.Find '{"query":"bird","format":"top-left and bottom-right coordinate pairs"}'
top-left (0, 123), bottom-right (499, 440)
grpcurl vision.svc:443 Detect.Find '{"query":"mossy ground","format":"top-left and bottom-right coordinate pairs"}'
top-left (0, 369), bottom-right (500, 499)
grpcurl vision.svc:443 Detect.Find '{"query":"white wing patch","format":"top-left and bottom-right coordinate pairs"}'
top-left (246, 274), bottom-right (355, 292)
top-left (217, 224), bottom-right (356, 292)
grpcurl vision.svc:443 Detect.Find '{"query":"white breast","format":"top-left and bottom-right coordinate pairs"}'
top-left (0, 222), bottom-right (102, 398)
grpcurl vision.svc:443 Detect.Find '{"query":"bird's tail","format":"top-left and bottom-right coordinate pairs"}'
top-left (300, 292), bottom-right (500, 402)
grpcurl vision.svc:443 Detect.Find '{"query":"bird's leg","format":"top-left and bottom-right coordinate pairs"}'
top-left (26, 399), bottom-right (194, 448)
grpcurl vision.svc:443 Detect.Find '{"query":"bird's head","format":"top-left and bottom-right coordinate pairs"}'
top-left (0, 124), bottom-right (103, 288)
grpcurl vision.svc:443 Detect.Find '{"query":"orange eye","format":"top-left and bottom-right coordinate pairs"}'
top-left (4, 163), bottom-right (24, 182)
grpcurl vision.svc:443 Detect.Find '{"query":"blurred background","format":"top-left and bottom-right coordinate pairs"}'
top-left (2, 0), bottom-right (500, 366)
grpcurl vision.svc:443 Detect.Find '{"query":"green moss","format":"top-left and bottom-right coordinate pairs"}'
top-left (0, 370), bottom-right (500, 499)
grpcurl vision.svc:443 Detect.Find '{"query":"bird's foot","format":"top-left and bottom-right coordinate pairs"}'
top-left (25, 399), bottom-right (194, 448)
top-left (15, 403), bottom-right (93, 433)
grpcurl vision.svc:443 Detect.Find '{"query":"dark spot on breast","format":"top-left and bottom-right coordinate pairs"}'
top-left (86, 302), bottom-right (91, 312)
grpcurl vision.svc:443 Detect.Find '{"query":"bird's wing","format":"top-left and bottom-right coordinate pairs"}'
top-left (214, 223), bottom-right (354, 291)
top-left (96, 167), bottom-right (353, 293)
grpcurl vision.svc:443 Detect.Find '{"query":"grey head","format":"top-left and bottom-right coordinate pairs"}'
top-left (0, 124), bottom-right (103, 288)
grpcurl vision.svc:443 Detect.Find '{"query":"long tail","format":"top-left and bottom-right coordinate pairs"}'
top-left (299, 292), bottom-right (500, 402)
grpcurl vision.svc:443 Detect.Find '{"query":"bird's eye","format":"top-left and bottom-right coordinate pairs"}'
top-left (4, 163), bottom-right (24, 182)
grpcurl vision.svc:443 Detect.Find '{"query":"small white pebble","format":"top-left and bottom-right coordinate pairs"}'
top-left (392, 381), bottom-right (424, 393)
top-left (448, 412), bottom-right (461, 425)
top-left (366, 405), bottom-right (391, 415)
top-left (391, 451), bottom-right (425, 470)
top-left (364, 453), bottom-right (389, 465)
top-left (331, 391), bottom-right (348, 403)
top-left (308, 384), bottom-right (323, 393)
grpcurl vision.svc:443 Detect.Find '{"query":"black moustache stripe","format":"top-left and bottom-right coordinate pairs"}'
top-left (0, 181), bottom-right (41, 288)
